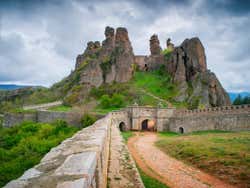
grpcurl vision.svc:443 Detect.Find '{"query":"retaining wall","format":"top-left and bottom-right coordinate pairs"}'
top-left (3, 110), bottom-right (82, 128)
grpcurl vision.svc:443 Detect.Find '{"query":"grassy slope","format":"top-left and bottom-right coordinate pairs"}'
top-left (90, 71), bottom-right (185, 115)
top-left (120, 131), bottom-right (168, 188)
top-left (155, 131), bottom-right (250, 187)
top-left (48, 105), bottom-right (72, 112)
top-left (0, 121), bottom-right (78, 187)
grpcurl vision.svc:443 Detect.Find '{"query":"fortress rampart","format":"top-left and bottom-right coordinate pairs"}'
top-left (3, 104), bottom-right (250, 133)
top-left (4, 114), bottom-right (144, 188)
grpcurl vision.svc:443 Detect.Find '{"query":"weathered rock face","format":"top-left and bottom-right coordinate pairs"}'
top-left (150, 34), bottom-right (162, 55)
top-left (167, 38), bottom-right (174, 51)
top-left (113, 27), bottom-right (134, 82)
top-left (166, 37), bottom-right (230, 107)
top-left (62, 26), bottom-right (135, 104)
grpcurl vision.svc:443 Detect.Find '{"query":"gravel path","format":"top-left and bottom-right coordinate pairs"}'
top-left (128, 132), bottom-right (235, 188)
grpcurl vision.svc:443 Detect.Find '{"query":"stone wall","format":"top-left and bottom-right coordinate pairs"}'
top-left (37, 110), bottom-right (82, 127)
top-left (3, 110), bottom-right (82, 128)
top-left (168, 104), bottom-right (250, 133)
top-left (4, 113), bottom-right (144, 188)
top-left (3, 113), bottom-right (37, 127)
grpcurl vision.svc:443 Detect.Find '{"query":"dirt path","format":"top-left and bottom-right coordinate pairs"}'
top-left (128, 132), bottom-right (235, 188)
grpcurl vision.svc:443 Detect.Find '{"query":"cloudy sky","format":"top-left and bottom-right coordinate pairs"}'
top-left (0, 0), bottom-right (249, 92)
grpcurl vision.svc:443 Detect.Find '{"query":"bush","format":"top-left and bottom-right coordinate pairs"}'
top-left (80, 114), bottom-right (97, 128)
top-left (111, 94), bottom-right (125, 108)
top-left (99, 94), bottom-right (125, 109)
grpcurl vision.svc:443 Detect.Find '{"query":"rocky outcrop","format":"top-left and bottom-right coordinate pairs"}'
top-left (56, 26), bottom-right (230, 107)
top-left (62, 26), bottom-right (135, 104)
top-left (166, 37), bottom-right (230, 107)
top-left (112, 27), bottom-right (134, 82)
top-left (166, 38), bottom-right (174, 51)
top-left (150, 34), bottom-right (162, 55)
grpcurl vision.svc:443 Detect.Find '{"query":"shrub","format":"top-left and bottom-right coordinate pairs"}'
top-left (111, 94), bottom-right (125, 108)
top-left (100, 95), bottom-right (111, 108)
top-left (80, 114), bottom-right (97, 128)
top-left (161, 48), bottom-right (172, 61)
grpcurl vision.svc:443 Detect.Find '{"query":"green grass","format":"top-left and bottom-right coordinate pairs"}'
top-left (120, 131), bottom-right (134, 143)
top-left (137, 165), bottom-right (169, 188)
top-left (155, 131), bottom-right (250, 187)
top-left (0, 121), bottom-right (78, 187)
top-left (48, 105), bottom-right (72, 112)
top-left (9, 108), bottom-right (36, 114)
top-left (133, 71), bottom-right (177, 101)
top-left (89, 70), bottom-right (183, 114)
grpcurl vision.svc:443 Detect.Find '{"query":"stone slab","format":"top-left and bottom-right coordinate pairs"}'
top-left (55, 152), bottom-right (97, 176)
top-left (56, 178), bottom-right (88, 188)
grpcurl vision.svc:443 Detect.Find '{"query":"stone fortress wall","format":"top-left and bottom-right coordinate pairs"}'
top-left (4, 114), bottom-right (144, 188)
top-left (169, 104), bottom-right (250, 133)
top-left (110, 104), bottom-right (250, 134)
top-left (3, 110), bottom-right (83, 128)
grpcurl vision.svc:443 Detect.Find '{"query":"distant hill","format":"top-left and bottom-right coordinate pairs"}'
top-left (228, 92), bottom-right (250, 102)
top-left (0, 84), bottom-right (32, 90)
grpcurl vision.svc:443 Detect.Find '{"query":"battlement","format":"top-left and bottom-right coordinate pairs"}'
top-left (175, 104), bottom-right (250, 117)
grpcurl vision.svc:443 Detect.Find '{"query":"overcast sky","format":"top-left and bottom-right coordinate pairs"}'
top-left (0, 0), bottom-right (249, 92)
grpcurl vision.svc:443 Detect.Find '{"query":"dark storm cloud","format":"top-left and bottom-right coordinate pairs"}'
top-left (0, 0), bottom-right (249, 91)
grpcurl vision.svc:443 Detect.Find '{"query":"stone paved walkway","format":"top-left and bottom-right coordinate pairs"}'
top-left (107, 124), bottom-right (144, 188)
top-left (128, 132), bottom-right (235, 188)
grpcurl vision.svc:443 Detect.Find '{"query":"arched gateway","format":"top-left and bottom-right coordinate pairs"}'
top-left (141, 119), bottom-right (155, 131)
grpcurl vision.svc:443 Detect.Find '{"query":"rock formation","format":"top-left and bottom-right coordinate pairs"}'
top-left (167, 38), bottom-right (174, 51)
top-left (166, 37), bottom-right (230, 107)
top-left (60, 26), bottom-right (135, 103)
top-left (150, 34), bottom-right (162, 55)
top-left (56, 26), bottom-right (230, 107)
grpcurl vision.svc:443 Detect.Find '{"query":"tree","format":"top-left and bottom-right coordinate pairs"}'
top-left (233, 95), bottom-right (242, 105)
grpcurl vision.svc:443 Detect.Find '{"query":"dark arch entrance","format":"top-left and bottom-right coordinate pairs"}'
top-left (179, 127), bottom-right (184, 134)
top-left (119, 122), bottom-right (126, 132)
top-left (141, 119), bottom-right (155, 131)
top-left (141, 119), bottom-right (148, 130)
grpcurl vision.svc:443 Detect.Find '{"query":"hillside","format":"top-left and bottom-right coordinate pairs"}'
top-left (52, 26), bottom-right (230, 109)
top-left (0, 26), bottom-right (231, 113)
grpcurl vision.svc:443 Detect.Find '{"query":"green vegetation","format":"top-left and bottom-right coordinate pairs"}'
top-left (137, 166), bottom-right (169, 188)
top-left (48, 105), bottom-right (72, 112)
top-left (89, 69), bottom-right (182, 114)
top-left (156, 131), bottom-right (250, 187)
top-left (80, 114), bottom-right (97, 128)
top-left (233, 94), bottom-right (250, 105)
top-left (99, 94), bottom-right (125, 109)
top-left (120, 131), bottom-right (134, 143)
top-left (161, 48), bottom-right (172, 61)
top-left (0, 121), bottom-right (78, 187)
top-left (0, 87), bottom-right (62, 114)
